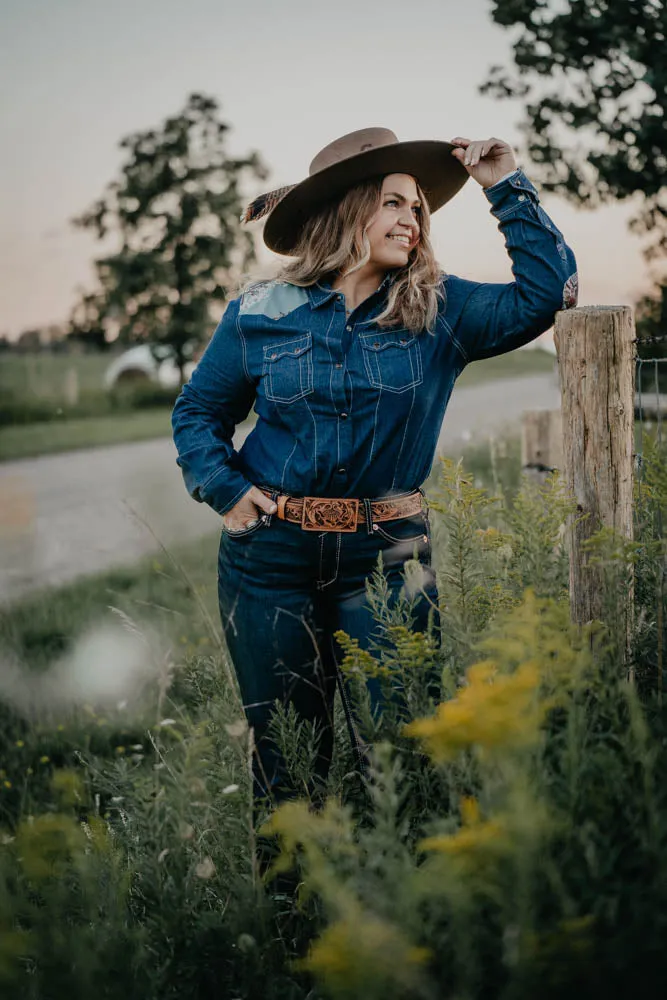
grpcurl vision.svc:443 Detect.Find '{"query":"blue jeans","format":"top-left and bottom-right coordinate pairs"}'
top-left (217, 497), bottom-right (437, 808)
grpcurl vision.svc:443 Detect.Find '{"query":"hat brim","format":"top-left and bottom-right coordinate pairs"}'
top-left (263, 139), bottom-right (469, 255)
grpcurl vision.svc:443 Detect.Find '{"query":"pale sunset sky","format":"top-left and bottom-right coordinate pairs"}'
top-left (0, 0), bottom-right (654, 340)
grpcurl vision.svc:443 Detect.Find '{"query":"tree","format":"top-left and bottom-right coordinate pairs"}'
top-left (67, 291), bottom-right (111, 352)
top-left (73, 93), bottom-right (269, 380)
top-left (481, 0), bottom-right (667, 263)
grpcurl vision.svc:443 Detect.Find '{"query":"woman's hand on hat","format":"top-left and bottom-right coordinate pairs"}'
top-left (450, 137), bottom-right (517, 189)
top-left (222, 486), bottom-right (277, 533)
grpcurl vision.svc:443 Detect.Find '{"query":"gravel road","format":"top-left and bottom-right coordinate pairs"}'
top-left (0, 374), bottom-right (560, 604)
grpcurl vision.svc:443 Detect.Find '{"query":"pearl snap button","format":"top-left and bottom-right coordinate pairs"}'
top-left (518, 194), bottom-right (526, 202)
top-left (346, 325), bottom-right (352, 332)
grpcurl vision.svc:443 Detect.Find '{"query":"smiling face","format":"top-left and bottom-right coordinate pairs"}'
top-left (365, 173), bottom-right (422, 271)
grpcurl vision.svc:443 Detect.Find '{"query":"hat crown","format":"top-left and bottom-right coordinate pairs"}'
top-left (309, 128), bottom-right (399, 177)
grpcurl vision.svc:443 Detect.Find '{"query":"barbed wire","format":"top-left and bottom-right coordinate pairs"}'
top-left (635, 335), bottom-right (667, 346)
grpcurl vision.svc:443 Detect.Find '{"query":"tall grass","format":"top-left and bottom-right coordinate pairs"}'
top-left (0, 437), bottom-right (666, 998)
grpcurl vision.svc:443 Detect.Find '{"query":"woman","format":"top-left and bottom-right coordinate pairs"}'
top-left (171, 127), bottom-right (577, 813)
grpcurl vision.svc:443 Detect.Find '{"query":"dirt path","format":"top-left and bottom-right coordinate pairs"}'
top-left (0, 374), bottom-right (559, 603)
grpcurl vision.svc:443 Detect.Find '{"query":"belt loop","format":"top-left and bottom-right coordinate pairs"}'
top-left (362, 497), bottom-right (374, 536)
top-left (264, 489), bottom-right (280, 527)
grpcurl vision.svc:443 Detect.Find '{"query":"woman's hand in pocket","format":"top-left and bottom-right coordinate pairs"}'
top-left (222, 486), bottom-right (277, 533)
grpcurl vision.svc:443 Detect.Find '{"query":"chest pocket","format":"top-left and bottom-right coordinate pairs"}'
top-left (262, 333), bottom-right (314, 404)
top-left (360, 331), bottom-right (423, 393)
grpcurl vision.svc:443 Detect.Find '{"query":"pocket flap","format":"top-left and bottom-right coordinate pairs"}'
top-left (360, 332), bottom-right (413, 353)
top-left (263, 334), bottom-right (311, 362)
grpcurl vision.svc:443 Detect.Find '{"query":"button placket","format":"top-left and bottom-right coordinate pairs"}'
top-left (329, 310), bottom-right (352, 478)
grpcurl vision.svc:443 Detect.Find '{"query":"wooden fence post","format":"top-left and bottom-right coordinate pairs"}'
top-left (521, 409), bottom-right (563, 483)
top-left (553, 306), bottom-right (635, 632)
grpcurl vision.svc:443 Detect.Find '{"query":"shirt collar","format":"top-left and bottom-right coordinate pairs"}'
top-left (307, 272), bottom-right (395, 311)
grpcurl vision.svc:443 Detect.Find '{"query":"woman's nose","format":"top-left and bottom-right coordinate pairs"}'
top-left (398, 209), bottom-right (418, 232)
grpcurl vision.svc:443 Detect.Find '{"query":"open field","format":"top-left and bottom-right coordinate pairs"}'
top-left (0, 351), bottom-right (116, 398)
top-left (455, 347), bottom-right (555, 386)
top-left (0, 408), bottom-right (173, 462)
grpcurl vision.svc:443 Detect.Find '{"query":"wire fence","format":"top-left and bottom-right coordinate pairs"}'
top-left (636, 349), bottom-right (667, 502)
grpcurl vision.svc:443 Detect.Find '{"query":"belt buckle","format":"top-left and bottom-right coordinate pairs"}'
top-left (301, 497), bottom-right (360, 532)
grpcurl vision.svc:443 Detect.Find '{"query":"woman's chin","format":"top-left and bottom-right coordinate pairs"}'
top-left (375, 250), bottom-right (409, 269)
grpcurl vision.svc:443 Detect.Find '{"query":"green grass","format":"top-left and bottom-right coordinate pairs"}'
top-left (456, 348), bottom-right (556, 387)
top-left (2, 436), bottom-right (667, 998)
top-left (0, 532), bottom-right (220, 672)
top-left (0, 351), bottom-right (114, 398)
top-left (0, 408), bottom-right (173, 462)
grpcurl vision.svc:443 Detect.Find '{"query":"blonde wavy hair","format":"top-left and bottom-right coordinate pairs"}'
top-left (246, 176), bottom-right (446, 335)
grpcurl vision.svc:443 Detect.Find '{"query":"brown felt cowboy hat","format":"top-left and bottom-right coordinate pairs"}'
top-left (240, 127), bottom-right (470, 255)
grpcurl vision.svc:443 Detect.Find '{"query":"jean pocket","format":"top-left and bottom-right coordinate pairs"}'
top-left (222, 517), bottom-right (267, 539)
top-left (360, 331), bottom-right (423, 393)
top-left (373, 513), bottom-right (429, 545)
top-left (262, 333), bottom-right (314, 404)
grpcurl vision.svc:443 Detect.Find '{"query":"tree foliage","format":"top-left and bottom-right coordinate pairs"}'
top-left (71, 93), bottom-right (268, 376)
top-left (482, 0), bottom-right (667, 263)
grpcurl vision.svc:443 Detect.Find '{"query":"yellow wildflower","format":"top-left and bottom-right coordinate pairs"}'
top-left (3, 781), bottom-right (12, 790)
top-left (115, 746), bottom-right (126, 755)
top-left (260, 799), bottom-right (355, 877)
top-left (39, 756), bottom-right (49, 764)
top-left (301, 904), bottom-right (429, 996)
top-left (405, 659), bottom-right (545, 761)
top-left (420, 796), bottom-right (510, 872)
top-left (14, 740), bottom-right (24, 748)
top-left (333, 630), bottom-right (386, 679)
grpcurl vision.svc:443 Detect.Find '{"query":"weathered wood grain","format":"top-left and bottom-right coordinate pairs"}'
top-left (554, 306), bottom-right (635, 629)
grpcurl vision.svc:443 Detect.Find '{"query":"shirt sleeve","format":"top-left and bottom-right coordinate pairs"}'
top-left (447, 169), bottom-right (578, 364)
top-left (171, 297), bottom-right (256, 516)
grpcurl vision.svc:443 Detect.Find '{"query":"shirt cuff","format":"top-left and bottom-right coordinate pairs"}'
top-left (483, 168), bottom-right (521, 192)
top-left (198, 470), bottom-right (253, 517)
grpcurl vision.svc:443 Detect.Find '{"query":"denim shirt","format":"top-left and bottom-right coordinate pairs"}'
top-left (172, 169), bottom-right (577, 515)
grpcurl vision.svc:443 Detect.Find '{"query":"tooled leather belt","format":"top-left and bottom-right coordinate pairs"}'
top-left (259, 488), bottom-right (424, 533)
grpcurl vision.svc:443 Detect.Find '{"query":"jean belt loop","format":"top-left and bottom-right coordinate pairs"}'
top-left (264, 489), bottom-right (279, 527)
top-left (362, 497), bottom-right (374, 536)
